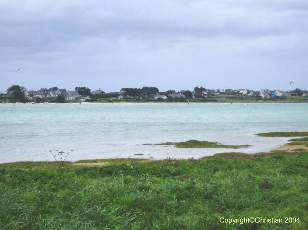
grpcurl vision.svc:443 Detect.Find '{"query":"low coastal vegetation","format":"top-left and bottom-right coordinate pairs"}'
top-left (1, 134), bottom-right (308, 229)
top-left (288, 141), bottom-right (308, 148)
top-left (257, 132), bottom-right (308, 137)
top-left (153, 140), bottom-right (250, 149)
top-left (257, 131), bottom-right (308, 153)
top-left (289, 142), bottom-right (308, 147)
top-left (290, 137), bottom-right (308, 142)
top-left (259, 131), bottom-right (308, 154)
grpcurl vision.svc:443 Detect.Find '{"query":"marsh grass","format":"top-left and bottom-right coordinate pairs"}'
top-left (153, 140), bottom-right (250, 149)
top-left (288, 142), bottom-right (308, 147)
top-left (175, 140), bottom-right (250, 149)
top-left (258, 132), bottom-right (308, 150)
top-left (257, 132), bottom-right (308, 137)
top-left (290, 137), bottom-right (308, 142)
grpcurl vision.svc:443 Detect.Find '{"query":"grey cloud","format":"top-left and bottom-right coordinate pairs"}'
top-left (0, 0), bottom-right (307, 91)
top-left (1, 0), bottom-right (305, 47)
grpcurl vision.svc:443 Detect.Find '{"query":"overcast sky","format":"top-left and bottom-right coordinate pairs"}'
top-left (0, 0), bottom-right (308, 92)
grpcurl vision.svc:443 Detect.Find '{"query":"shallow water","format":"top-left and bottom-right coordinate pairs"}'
top-left (0, 103), bottom-right (308, 163)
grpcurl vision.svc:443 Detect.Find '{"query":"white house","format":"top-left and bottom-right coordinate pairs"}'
top-left (154, 94), bottom-right (167, 100)
top-left (239, 89), bottom-right (248, 96)
top-left (168, 92), bottom-right (186, 99)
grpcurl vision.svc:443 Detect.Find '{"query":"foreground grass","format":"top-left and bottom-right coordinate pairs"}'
top-left (1, 151), bottom-right (308, 229)
top-left (150, 140), bottom-right (250, 149)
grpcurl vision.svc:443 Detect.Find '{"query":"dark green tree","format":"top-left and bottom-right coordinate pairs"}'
top-left (120, 88), bottom-right (142, 98)
top-left (182, 90), bottom-right (193, 99)
top-left (291, 88), bottom-right (304, 96)
top-left (75, 87), bottom-right (91, 96)
top-left (7, 85), bottom-right (27, 102)
top-left (193, 87), bottom-right (206, 98)
top-left (0, 93), bottom-right (6, 103)
top-left (49, 87), bottom-right (59, 91)
top-left (141, 87), bottom-right (159, 96)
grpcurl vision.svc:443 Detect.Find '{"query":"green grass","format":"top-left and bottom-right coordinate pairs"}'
top-left (153, 140), bottom-right (250, 149)
top-left (1, 151), bottom-right (308, 229)
top-left (257, 132), bottom-right (308, 137)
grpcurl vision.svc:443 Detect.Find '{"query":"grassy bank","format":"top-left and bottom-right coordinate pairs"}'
top-left (1, 133), bottom-right (308, 229)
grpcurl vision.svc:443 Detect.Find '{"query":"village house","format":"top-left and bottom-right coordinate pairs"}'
top-left (239, 89), bottom-right (248, 96)
top-left (167, 91), bottom-right (186, 99)
top-left (49, 89), bottom-right (64, 97)
top-left (272, 90), bottom-right (284, 98)
top-left (66, 91), bottom-right (81, 101)
top-left (259, 89), bottom-right (272, 98)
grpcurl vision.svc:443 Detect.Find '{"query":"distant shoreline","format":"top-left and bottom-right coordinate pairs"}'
top-left (1, 100), bottom-right (308, 104)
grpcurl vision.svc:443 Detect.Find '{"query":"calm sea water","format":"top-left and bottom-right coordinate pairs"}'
top-left (1, 103), bottom-right (308, 163)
